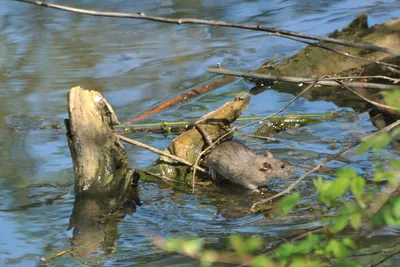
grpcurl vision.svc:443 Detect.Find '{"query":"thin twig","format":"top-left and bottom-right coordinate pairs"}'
top-left (240, 134), bottom-right (278, 143)
top-left (251, 119), bottom-right (400, 212)
top-left (275, 33), bottom-right (400, 71)
top-left (41, 247), bottom-right (73, 263)
top-left (191, 82), bottom-right (318, 193)
top-left (364, 183), bottom-right (399, 218)
top-left (208, 68), bottom-right (400, 90)
top-left (117, 134), bottom-right (206, 173)
top-left (316, 75), bottom-right (400, 84)
top-left (334, 80), bottom-right (400, 111)
top-left (13, 0), bottom-right (399, 56)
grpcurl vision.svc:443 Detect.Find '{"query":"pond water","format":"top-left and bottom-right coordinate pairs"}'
top-left (0, 0), bottom-right (399, 266)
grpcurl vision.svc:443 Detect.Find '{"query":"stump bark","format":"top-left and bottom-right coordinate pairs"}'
top-left (66, 86), bottom-right (134, 196)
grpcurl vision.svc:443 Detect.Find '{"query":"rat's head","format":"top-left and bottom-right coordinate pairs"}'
top-left (253, 151), bottom-right (295, 181)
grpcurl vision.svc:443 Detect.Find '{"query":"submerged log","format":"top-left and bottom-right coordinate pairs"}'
top-left (66, 86), bottom-right (135, 196)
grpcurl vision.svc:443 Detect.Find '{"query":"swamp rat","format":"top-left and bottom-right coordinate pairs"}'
top-left (206, 140), bottom-right (295, 191)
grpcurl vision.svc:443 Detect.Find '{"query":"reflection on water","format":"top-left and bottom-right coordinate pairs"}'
top-left (0, 0), bottom-right (399, 266)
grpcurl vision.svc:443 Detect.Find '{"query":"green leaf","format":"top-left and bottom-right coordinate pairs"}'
top-left (331, 176), bottom-right (351, 199)
top-left (382, 90), bottom-right (400, 109)
top-left (106, 174), bottom-right (114, 184)
top-left (342, 238), bottom-right (356, 250)
top-left (230, 235), bottom-right (246, 255)
top-left (280, 193), bottom-right (300, 214)
top-left (350, 213), bottom-right (362, 230)
top-left (165, 239), bottom-right (184, 252)
top-left (200, 250), bottom-right (217, 266)
top-left (351, 175), bottom-right (365, 203)
top-left (383, 210), bottom-right (397, 226)
top-left (314, 177), bottom-right (333, 207)
top-left (374, 171), bottom-right (385, 182)
top-left (183, 239), bottom-right (204, 255)
top-left (357, 141), bottom-right (372, 154)
top-left (358, 132), bottom-right (391, 154)
top-left (326, 240), bottom-right (348, 260)
top-left (245, 236), bottom-right (263, 253)
top-left (294, 234), bottom-right (320, 254)
top-left (332, 216), bottom-right (348, 233)
top-left (372, 132), bottom-right (391, 152)
top-left (393, 197), bottom-right (400, 219)
top-left (391, 159), bottom-right (400, 170)
top-left (385, 170), bottom-right (397, 185)
top-left (336, 167), bottom-right (357, 180)
top-left (252, 255), bottom-right (274, 267)
top-left (275, 243), bottom-right (296, 258)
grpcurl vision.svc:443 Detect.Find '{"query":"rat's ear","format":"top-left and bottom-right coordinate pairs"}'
top-left (259, 162), bottom-right (272, 172)
top-left (264, 151), bottom-right (273, 158)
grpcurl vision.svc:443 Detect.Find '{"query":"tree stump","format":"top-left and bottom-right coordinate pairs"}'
top-left (66, 86), bottom-right (135, 196)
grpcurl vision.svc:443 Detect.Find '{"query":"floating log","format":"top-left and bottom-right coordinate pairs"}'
top-left (155, 92), bottom-right (250, 183)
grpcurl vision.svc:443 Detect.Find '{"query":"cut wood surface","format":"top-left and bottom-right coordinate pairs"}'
top-left (66, 86), bottom-right (134, 196)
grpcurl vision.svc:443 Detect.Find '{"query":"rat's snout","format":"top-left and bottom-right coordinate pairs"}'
top-left (286, 164), bottom-right (296, 175)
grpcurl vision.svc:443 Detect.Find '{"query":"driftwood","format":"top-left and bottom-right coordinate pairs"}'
top-left (155, 92), bottom-right (250, 184)
top-left (126, 75), bottom-right (237, 124)
top-left (66, 86), bottom-right (135, 196)
top-left (251, 15), bottom-right (400, 115)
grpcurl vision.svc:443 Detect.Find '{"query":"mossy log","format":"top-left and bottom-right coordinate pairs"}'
top-left (66, 86), bottom-right (135, 196)
top-left (153, 92), bottom-right (250, 184)
top-left (255, 14), bottom-right (400, 112)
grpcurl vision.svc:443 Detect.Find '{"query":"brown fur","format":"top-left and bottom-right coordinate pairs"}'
top-left (206, 141), bottom-right (295, 191)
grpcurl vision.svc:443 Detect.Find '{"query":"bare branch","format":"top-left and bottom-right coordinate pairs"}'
top-left (318, 76), bottom-right (400, 84)
top-left (207, 68), bottom-right (400, 90)
top-left (333, 80), bottom-right (400, 112)
top-left (13, 0), bottom-right (399, 56)
top-left (117, 134), bottom-right (206, 173)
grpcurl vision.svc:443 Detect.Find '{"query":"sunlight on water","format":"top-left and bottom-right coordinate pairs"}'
top-left (0, 0), bottom-right (399, 266)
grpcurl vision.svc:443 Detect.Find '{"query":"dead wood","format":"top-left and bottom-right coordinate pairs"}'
top-left (156, 92), bottom-right (250, 184)
top-left (126, 75), bottom-right (237, 124)
top-left (66, 86), bottom-right (135, 196)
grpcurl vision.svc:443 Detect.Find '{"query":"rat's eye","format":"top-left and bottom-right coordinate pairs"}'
top-left (280, 165), bottom-right (285, 169)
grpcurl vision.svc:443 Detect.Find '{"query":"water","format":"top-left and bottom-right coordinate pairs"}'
top-left (0, 0), bottom-right (399, 266)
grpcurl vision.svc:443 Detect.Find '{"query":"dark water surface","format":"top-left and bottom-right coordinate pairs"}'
top-left (0, 0), bottom-right (399, 266)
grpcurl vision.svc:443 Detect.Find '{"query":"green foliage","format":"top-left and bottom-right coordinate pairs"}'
top-left (252, 255), bottom-right (274, 267)
top-left (200, 250), bottom-right (217, 266)
top-left (357, 132), bottom-right (391, 154)
top-left (350, 213), bottom-right (362, 230)
top-left (382, 90), bottom-right (400, 109)
top-left (351, 175), bottom-right (365, 206)
top-left (160, 91), bottom-right (400, 266)
top-left (325, 239), bottom-right (348, 260)
top-left (314, 167), bottom-right (365, 208)
top-left (165, 238), bottom-right (204, 254)
top-left (230, 235), bottom-right (263, 255)
top-left (279, 193), bottom-right (300, 214)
